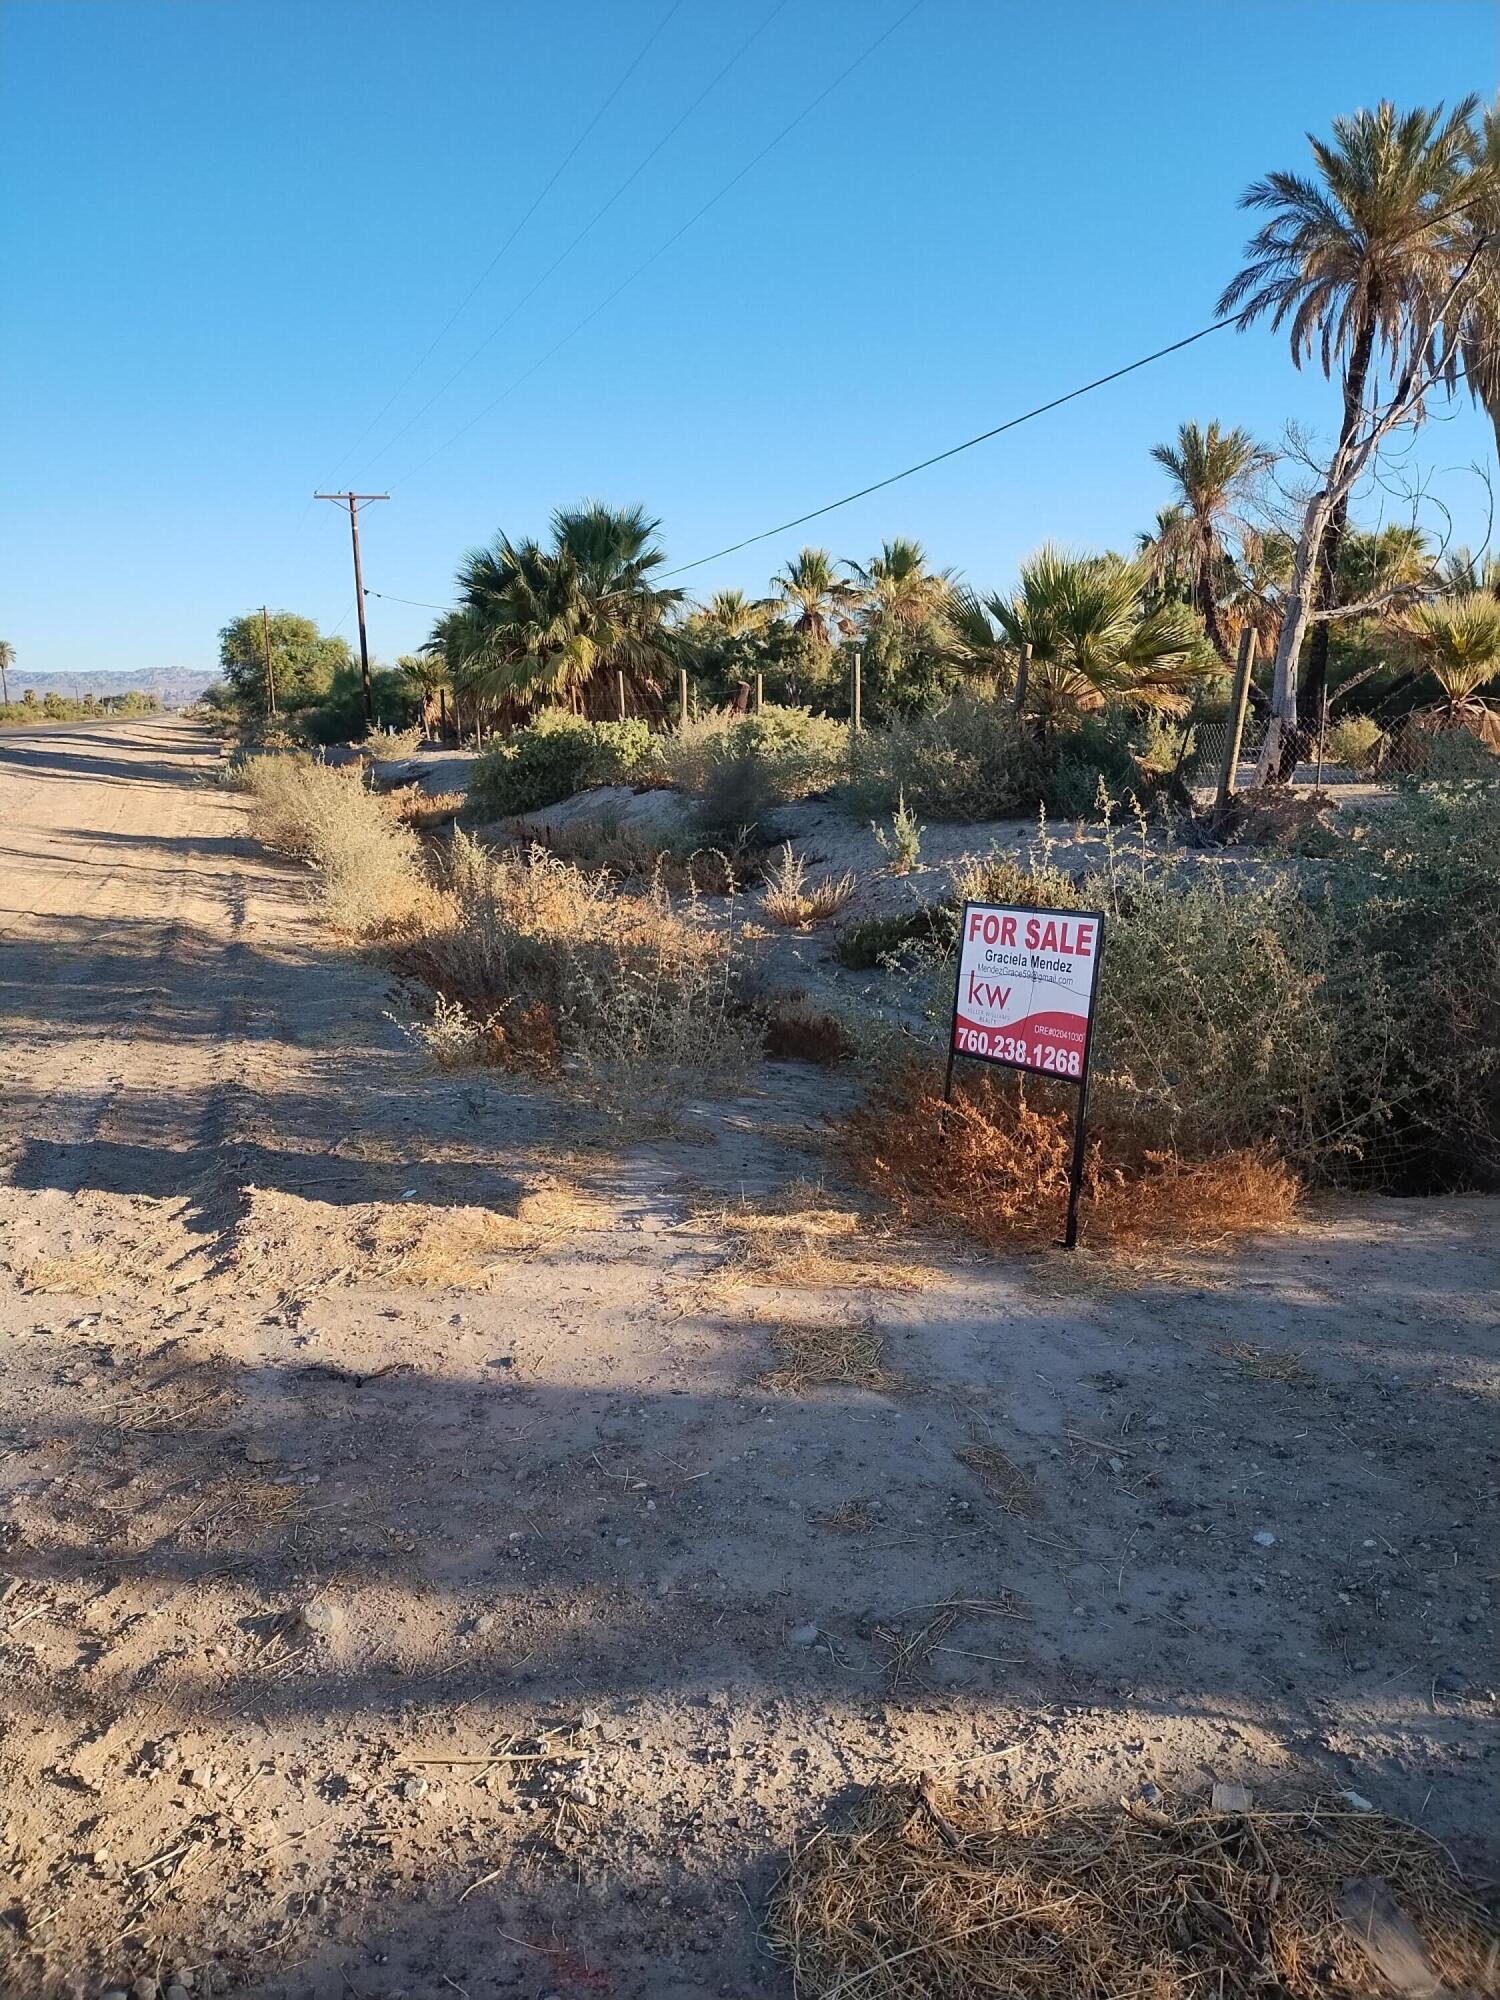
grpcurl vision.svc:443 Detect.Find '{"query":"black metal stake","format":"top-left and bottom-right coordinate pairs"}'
top-left (1062, 1067), bottom-right (1091, 1250)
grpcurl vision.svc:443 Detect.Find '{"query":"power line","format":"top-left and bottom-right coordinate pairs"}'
top-left (660, 316), bottom-right (1241, 576)
top-left (361, 0), bottom-right (791, 476)
top-left (368, 589), bottom-right (450, 612)
top-left (315, 0), bottom-right (686, 489)
top-left (392, 0), bottom-right (927, 490)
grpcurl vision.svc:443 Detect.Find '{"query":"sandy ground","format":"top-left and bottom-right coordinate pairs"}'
top-left (0, 719), bottom-right (1495, 2000)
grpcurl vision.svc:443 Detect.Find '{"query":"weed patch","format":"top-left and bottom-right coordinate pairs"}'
top-left (759, 1315), bottom-right (902, 1394)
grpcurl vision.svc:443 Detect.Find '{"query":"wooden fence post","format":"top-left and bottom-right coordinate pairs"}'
top-left (1215, 629), bottom-right (1258, 812)
top-left (678, 667), bottom-right (690, 732)
top-left (1012, 641), bottom-right (1031, 718)
top-left (754, 672), bottom-right (763, 714)
top-left (850, 649), bottom-right (862, 735)
top-left (617, 669), bottom-right (627, 722)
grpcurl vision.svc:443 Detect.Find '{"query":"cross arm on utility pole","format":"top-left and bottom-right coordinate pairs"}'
top-left (314, 492), bottom-right (389, 727)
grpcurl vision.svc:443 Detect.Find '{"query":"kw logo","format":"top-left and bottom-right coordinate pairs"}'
top-left (966, 973), bottom-right (1012, 1009)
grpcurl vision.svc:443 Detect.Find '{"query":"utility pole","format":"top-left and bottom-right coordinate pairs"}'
top-left (1215, 629), bottom-right (1258, 815)
top-left (314, 492), bottom-right (388, 726)
top-left (261, 606), bottom-right (277, 718)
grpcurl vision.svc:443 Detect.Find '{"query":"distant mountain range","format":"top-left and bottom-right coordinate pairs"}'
top-left (2, 666), bottom-right (217, 709)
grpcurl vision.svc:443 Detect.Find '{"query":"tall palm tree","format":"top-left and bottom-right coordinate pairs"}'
top-left (0, 640), bottom-right (13, 706)
top-left (1147, 422), bottom-right (1274, 665)
top-left (695, 588), bottom-right (773, 640)
top-left (987, 546), bottom-right (1215, 723)
top-left (844, 538), bottom-right (958, 714)
top-left (1222, 527), bottom-right (1295, 665)
top-left (1217, 96), bottom-right (1480, 729)
top-left (1439, 545), bottom-right (1500, 600)
top-left (1336, 522), bottom-right (1433, 607)
top-left (449, 504), bottom-right (681, 717)
top-left (770, 547), bottom-right (856, 646)
top-left (1450, 99), bottom-right (1500, 455)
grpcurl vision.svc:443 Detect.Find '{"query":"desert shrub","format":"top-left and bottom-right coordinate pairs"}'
top-left (840, 687), bottom-right (1053, 821)
top-left (835, 905), bottom-right (955, 969)
top-left (528, 811), bottom-right (766, 894)
top-left (398, 831), bottom-right (755, 1109)
top-left (1323, 713), bottom-right (1383, 770)
top-left (239, 755), bottom-right (428, 932)
top-left (760, 843), bottom-right (857, 927)
top-left (662, 708), bottom-right (848, 840)
top-left (843, 1062), bottom-right (1297, 1249)
top-left (863, 782), bottom-right (1500, 1200)
top-left (385, 787), bottom-right (466, 832)
top-left (872, 793), bottom-right (923, 873)
top-left (468, 711), bottom-right (660, 819)
top-left (759, 993), bottom-right (853, 1065)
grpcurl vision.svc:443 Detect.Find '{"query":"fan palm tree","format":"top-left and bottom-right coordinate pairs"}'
top-left (1223, 527), bottom-right (1295, 664)
top-left (1147, 422), bottom-right (1275, 665)
top-left (1395, 593), bottom-right (1500, 732)
top-left (1217, 96), bottom-right (1481, 728)
top-left (1439, 545), bottom-right (1500, 600)
top-left (0, 640), bottom-right (13, 707)
top-left (987, 546), bottom-right (1215, 723)
top-left (1336, 522), bottom-right (1434, 608)
top-left (844, 538), bottom-right (954, 634)
top-left (947, 588), bottom-right (1017, 693)
top-left (449, 504), bottom-right (681, 716)
top-left (1450, 99), bottom-right (1500, 455)
top-left (770, 547), bottom-right (856, 646)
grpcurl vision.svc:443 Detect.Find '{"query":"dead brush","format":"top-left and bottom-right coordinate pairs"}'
top-left (701, 1180), bottom-right (936, 1292)
top-left (238, 755), bottom-right (429, 932)
top-left (761, 842), bottom-right (858, 928)
top-left (1216, 1341), bottom-right (1309, 1384)
top-left (759, 1315), bottom-right (903, 1394)
top-left (841, 1062), bottom-right (1298, 1253)
top-left (759, 993), bottom-right (852, 1065)
top-left (954, 1439), bottom-right (1037, 1515)
top-left (384, 786), bottom-right (466, 832)
top-left (769, 1785), bottom-right (1500, 2000)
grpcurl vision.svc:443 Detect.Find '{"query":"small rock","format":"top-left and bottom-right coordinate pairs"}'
top-left (473, 1612), bottom-right (495, 1636)
top-left (1252, 1529), bottom-right (1276, 1548)
top-left (1211, 1783), bottom-right (1253, 1813)
top-left (298, 1599), bottom-right (341, 1639)
top-left (165, 1987), bottom-right (191, 2000)
top-left (788, 1622), bottom-right (819, 1647)
top-left (243, 1442), bottom-right (279, 1465)
top-left (1338, 1789), bottom-right (1375, 1812)
top-left (170, 1974), bottom-right (194, 1993)
top-left (1434, 1669), bottom-right (1468, 1694)
top-left (1140, 1781), bottom-right (1163, 1804)
top-left (402, 1776), bottom-right (428, 1803)
top-left (579, 1707), bottom-right (601, 1731)
top-left (131, 1980), bottom-right (159, 2000)
top-left (101, 1990), bottom-right (129, 2000)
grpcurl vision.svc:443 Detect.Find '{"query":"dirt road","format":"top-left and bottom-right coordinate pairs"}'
top-left (1, 719), bottom-right (1495, 1998)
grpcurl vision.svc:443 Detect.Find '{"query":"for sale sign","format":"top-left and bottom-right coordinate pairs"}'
top-left (950, 901), bottom-right (1105, 1082)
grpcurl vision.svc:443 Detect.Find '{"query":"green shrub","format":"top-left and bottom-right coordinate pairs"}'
top-left (840, 687), bottom-right (1053, 821)
top-left (1323, 713), bottom-right (1383, 770)
top-left (467, 711), bottom-right (661, 819)
top-left (893, 783), bottom-right (1500, 1191)
top-left (661, 705), bottom-right (848, 806)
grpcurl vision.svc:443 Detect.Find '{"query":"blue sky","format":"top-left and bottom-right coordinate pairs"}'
top-left (2, 0), bottom-right (1495, 676)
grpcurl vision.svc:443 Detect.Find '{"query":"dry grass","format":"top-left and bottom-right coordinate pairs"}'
top-left (760, 1315), bottom-right (903, 1394)
top-left (11, 1249), bottom-right (130, 1294)
top-left (771, 1785), bottom-right (1500, 2000)
top-left (702, 1180), bottom-right (938, 1292)
top-left (874, 1597), bottom-right (1027, 1691)
top-left (954, 1439), bottom-right (1037, 1514)
top-left (396, 833), bottom-right (755, 1111)
top-left (817, 1500), bottom-right (878, 1534)
top-left (761, 843), bottom-right (857, 929)
top-left (385, 786), bottom-right (467, 832)
top-left (842, 1064), bottom-right (1299, 1253)
top-left (1216, 1341), bottom-right (1309, 1384)
top-left (239, 756), bottom-right (430, 932)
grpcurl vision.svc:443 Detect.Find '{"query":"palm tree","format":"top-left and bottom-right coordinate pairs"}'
top-left (1395, 593), bottom-right (1500, 731)
top-left (987, 546), bottom-right (1215, 724)
top-left (1217, 96), bottom-right (1480, 730)
top-left (1147, 422), bottom-right (1274, 665)
top-left (0, 640), bottom-right (13, 706)
top-left (1336, 522), bottom-right (1434, 608)
top-left (843, 538), bottom-right (958, 714)
top-left (1223, 527), bottom-right (1295, 664)
top-left (1438, 545), bottom-right (1500, 600)
top-left (448, 504), bottom-right (681, 717)
top-left (697, 587), bottom-right (773, 639)
top-left (770, 547), bottom-right (856, 646)
top-left (1450, 99), bottom-right (1500, 455)
top-left (947, 588), bottom-right (1017, 694)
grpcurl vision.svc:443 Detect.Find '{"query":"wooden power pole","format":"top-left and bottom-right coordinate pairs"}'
top-left (261, 605), bottom-right (277, 718)
top-left (1215, 629), bottom-right (1258, 814)
top-left (314, 492), bottom-right (388, 726)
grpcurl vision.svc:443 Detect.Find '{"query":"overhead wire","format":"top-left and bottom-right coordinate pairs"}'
top-left (314, 0), bottom-right (687, 489)
top-left (390, 0), bottom-right (928, 491)
top-left (359, 0), bottom-right (792, 476)
top-left (660, 316), bottom-right (1242, 575)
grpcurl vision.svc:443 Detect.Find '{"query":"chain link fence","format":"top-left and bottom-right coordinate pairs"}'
top-left (1179, 716), bottom-right (1496, 792)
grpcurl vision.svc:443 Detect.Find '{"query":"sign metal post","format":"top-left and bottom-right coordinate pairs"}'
top-left (943, 900), bottom-right (1106, 1249)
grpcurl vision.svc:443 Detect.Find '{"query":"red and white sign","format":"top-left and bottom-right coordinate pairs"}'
top-left (950, 901), bottom-right (1104, 1081)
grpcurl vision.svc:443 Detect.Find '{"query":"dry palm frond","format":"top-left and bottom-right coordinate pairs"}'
top-left (770, 1786), bottom-right (1499, 2000)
